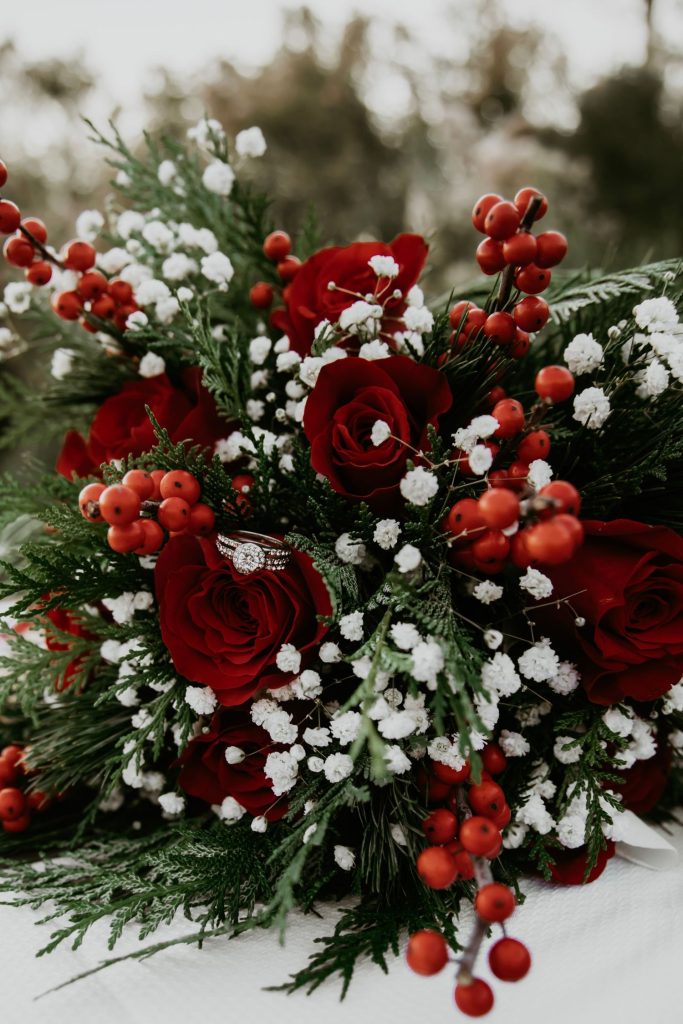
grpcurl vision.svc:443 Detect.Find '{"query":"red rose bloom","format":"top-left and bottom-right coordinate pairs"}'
top-left (155, 534), bottom-right (331, 706)
top-left (271, 234), bottom-right (428, 356)
top-left (57, 368), bottom-right (230, 479)
top-left (549, 841), bottom-right (615, 885)
top-left (303, 355), bottom-right (452, 512)
top-left (540, 519), bottom-right (683, 705)
top-left (615, 740), bottom-right (671, 814)
top-left (178, 710), bottom-right (285, 820)
top-left (45, 606), bottom-right (95, 691)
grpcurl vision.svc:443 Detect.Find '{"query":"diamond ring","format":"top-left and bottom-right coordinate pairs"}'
top-left (216, 531), bottom-right (291, 575)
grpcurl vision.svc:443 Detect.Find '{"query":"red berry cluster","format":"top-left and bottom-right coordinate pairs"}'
top-left (78, 469), bottom-right (215, 555)
top-left (0, 745), bottom-right (52, 834)
top-left (0, 156), bottom-right (140, 333)
top-left (408, 745), bottom-right (531, 1016)
top-left (249, 230), bottom-right (301, 309)
top-left (447, 367), bottom-right (582, 572)
top-left (447, 187), bottom-right (567, 359)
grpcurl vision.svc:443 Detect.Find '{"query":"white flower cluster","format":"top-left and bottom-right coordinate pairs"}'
top-left (626, 296), bottom-right (683, 395)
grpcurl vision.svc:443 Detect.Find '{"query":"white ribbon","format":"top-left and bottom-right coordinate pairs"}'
top-left (615, 810), bottom-right (679, 870)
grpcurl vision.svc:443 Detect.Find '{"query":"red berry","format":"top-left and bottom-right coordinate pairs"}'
top-left (554, 513), bottom-right (584, 550)
top-left (159, 470), bottom-right (201, 506)
top-left (469, 781), bottom-right (506, 818)
top-left (158, 496), bottom-right (191, 531)
top-left (78, 481), bottom-right (106, 522)
top-left (0, 199), bottom-right (21, 234)
top-left (492, 398), bottom-right (525, 439)
top-left (478, 488), bottom-right (519, 529)
top-left (122, 469), bottom-right (155, 500)
top-left (406, 930), bottom-right (449, 976)
top-left (26, 790), bottom-right (51, 812)
top-left (148, 469), bottom-right (166, 501)
top-left (26, 260), bottom-right (52, 286)
top-left (514, 187), bottom-right (548, 221)
top-left (525, 520), bottom-right (574, 565)
top-left (51, 291), bottom-right (83, 321)
top-left (0, 763), bottom-right (17, 788)
top-left (484, 201), bottom-right (520, 240)
top-left (488, 937), bottom-right (531, 982)
top-left (460, 309), bottom-right (487, 337)
top-left (229, 473), bottom-right (255, 512)
top-left (250, 281), bottom-right (274, 309)
top-left (475, 238), bottom-right (506, 275)
top-left (475, 882), bottom-right (516, 923)
top-left (445, 498), bottom-right (485, 543)
top-left (416, 846), bottom-right (458, 890)
top-left (515, 264), bottom-right (551, 295)
top-left (431, 759), bottom-right (470, 785)
top-left (416, 767), bottom-right (452, 804)
top-left (263, 230), bottom-right (292, 262)
top-left (510, 328), bottom-right (531, 359)
top-left (517, 429), bottom-right (551, 463)
top-left (491, 803), bottom-right (512, 830)
top-left (471, 193), bottom-right (503, 233)
top-left (1, 746), bottom-right (23, 769)
top-left (459, 816), bottom-right (499, 856)
top-left (506, 460), bottom-right (530, 491)
top-left (535, 365), bottom-right (574, 402)
top-left (91, 293), bottom-right (116, 318)
top-left (3, 234), bottom-right (35, 267)
top-left (422, 808), bottom-right (458, 844)
top-left (535, 230), bottom-right (568, 268)
top-left (454, 977), bottom-right (494, 1017)
top-left (452, 849), bottom-right (475, 880)
top-left (21, 217), bottom-right (48, 243)
top-left (472, 530), bottom-right (510, 568)
top-left (0, 160), bottom-right (7, 187)
top-left (484, 833), bottom-right (503, 859)
top-left (107, 522), bottom-right (145, 554)
top-left (109, 279), bottom-right (134, 305)
top-left (513, 296), bottom-right (549, 332)
top-left (503, 232), bottom-right (537, 266)
top-left (77, 271), bottom-right (109, 301)
top-left (510, 531), bottom-right (533, 568)
top-left (134, 519), bottom-right (165, 555)
top-left (449, 300), bottom-right (478, 328)
top-left (481, 742), bottom-right (507, 775)
top-left (188, 502), bottom-right (216, 536)
top-left (99, 484), bottom-right (141, 526)
top-left (113, 302), bottom-right (139, 330)
top-left (277, 255), bottom-right (301, 282)
top-left (62, 239), bottom-right (96, 272)
top-left (483, 311), bottom-right (516, 345)
top-left (3, 811), bottom-right (31, 833)
top-left (0, 787), bottom-right (27, 821)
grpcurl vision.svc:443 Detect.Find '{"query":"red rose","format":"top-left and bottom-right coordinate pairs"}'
top-left (155, 534), bottom-right (331, 706)
top-left (271, 234), bottom-right (428, 356)
top-left (178, 710), bottom-right (285, 820)
top-left (539, 519), bottom-right (683, 705)
top-left (57, 368), bottom-right (230, 479)
top-left (45, 606), bottom-right (95, 691)
top-left (615, 741), bottom-right (671, 814)
top-left (549, 841), bottom-right (615, 885)
top-left (303, 355), bottom-right (452, 512)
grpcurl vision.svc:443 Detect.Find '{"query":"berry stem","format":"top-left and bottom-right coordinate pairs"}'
top-left (455, 783), bottom-right (495, 983)
top-left (494, 195), bottom-right (543, 311)
top-left (18, 224), bottom-right (65, 269)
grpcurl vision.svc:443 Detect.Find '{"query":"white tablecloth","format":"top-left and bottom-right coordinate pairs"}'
top-left (3, 823), bottom-right (682, 1024)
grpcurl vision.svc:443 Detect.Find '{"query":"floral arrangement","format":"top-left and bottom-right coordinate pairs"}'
top-left (0, 120), bottom-right (681, 1016)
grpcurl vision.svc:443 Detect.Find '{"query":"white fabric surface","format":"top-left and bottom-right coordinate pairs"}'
top-left (3, 823), bottom-right (682, 1024)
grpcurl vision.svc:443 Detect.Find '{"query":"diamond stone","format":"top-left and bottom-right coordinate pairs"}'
top-left (232, 542), bottom-right (266, 575)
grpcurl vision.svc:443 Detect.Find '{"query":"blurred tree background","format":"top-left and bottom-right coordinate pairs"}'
top-left (0, 0), bottom-right (681, 466)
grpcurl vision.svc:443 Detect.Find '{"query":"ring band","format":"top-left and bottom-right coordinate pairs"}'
top-left (216, 531), bottom-right (291, 575)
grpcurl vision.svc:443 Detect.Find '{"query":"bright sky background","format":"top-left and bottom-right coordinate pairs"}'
top-left (2, 0), bottom-right (682, 145)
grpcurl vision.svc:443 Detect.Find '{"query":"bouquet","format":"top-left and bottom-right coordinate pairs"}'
top-left (0, 119), bottom-right (681, 1017)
